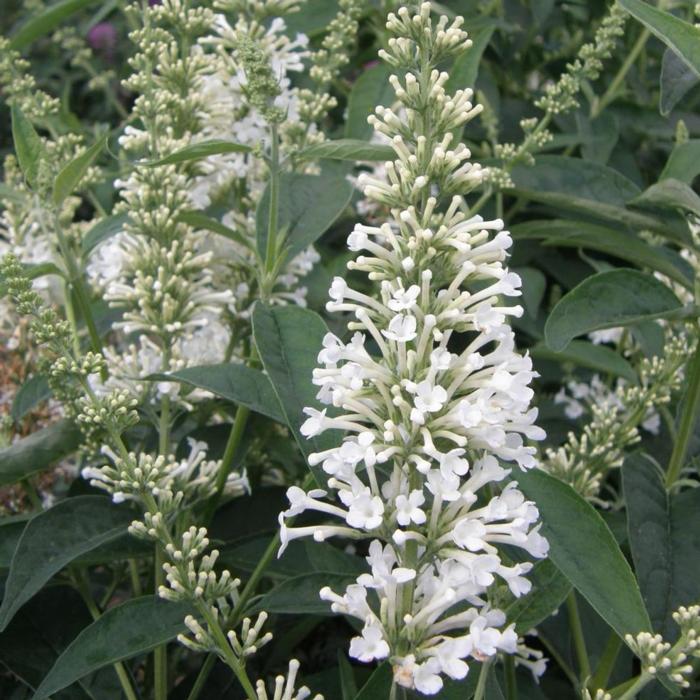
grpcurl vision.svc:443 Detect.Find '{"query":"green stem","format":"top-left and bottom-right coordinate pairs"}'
top-left (264, 122), bottom-right (280, 275)
top-left (52, 213), bottom-right (103, 359)
top-left (591, 28), bottom-right (650, 119)
top-left (63, 279), bottom-right (82, 356)
top-left (590, 633), bottom-right (623, 692)
top-left (205, 404), bottom-right (250, 522)
top-left (616, 672), bottom-right (653, 700)
top-left (666, 330), bottom-right (700, 487)
top-left (153, 546), bottom-right (168, 700)
top-left (186, 655), bottom-right (217, 700)
top-left (129, 559), bottom-right (142, 597)
top-left (73, 569), bottom-right (139, 700)
top-left (567, 592), bottom-right (591, 683)
top-left (504, 654), bottom-right (517, 700)
top-left (473, 658), bottom-right (494, 700)
top-left (21, 477), bottom-right (42, 510)
top-left (198, 603), bottom-right (257, 699)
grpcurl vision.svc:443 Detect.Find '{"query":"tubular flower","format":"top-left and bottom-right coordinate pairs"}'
top-left (277, 3), bottom-right (547, 694)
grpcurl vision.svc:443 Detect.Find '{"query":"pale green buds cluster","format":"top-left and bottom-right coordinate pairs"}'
top-left (255, 659), bottom-right (324, 700)
top-left (380, 3), bottom-right (472, 66)
top-left (214, 0), bottom-right (303, 19)
top-left (544, 331), bottom-right (690, 500)
top-left (0, 37), bottom-right (60, 119)
top-left (236, 35), bottom-right (285, 124)
top-left (625, 630), bottom-right (693, 688)
top-left (535, 6), bottom-right (626, 115)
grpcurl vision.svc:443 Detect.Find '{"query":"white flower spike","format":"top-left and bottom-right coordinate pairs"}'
top-left (276, 2), bottom-right (548, 695)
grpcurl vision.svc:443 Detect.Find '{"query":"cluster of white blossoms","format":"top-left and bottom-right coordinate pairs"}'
top-left (278, 4), bottom-right (547, 694)
top-left (85, 0), bottom-right (320, 405)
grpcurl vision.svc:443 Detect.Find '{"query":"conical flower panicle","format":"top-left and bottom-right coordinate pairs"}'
top-left (278, 3), bottom-right (547, 695)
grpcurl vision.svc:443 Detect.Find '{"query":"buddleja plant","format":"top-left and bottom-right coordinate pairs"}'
top-left (2, 0), bottom-right (700, 699)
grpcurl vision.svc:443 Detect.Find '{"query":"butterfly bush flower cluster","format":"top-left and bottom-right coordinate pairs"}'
top-left (278, 4), bottom-right (547, 694)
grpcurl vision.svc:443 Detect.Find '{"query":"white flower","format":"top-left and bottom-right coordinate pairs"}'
top-left (382, 314), bottom-right (417, 342)
top-left (388, 285), bottom-right (420, 311)
top-left (414, 380), bottom-right (448, 414)
top-left (300, 408), bottom-right (327, 437)
top-left (395, 490), bottom-right (427, 525)
top-left (349, 624), bottom-right (390, 662)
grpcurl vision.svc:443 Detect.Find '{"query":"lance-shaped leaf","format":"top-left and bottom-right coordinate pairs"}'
top-left (619, 0), bottom-right (700, 76)
top-left (157, 363), bottom-right (285, 423)
top-left (544, 269), bottom-right (683, 352)
top-left (252, 304), bottom-right (336, 479)
top-left (11, 105), bottom-right (45, 188)
top-left (0, 496), bottom-right (135, 631)
top-left (0, 419), bottom-right (82, 486)
top-left (81, 213), bottom-right (129, 255)
top-left (631, 178), bottom-right (700, 220)
top-left (623, 454), bottom-right (700, 638)
top-left (10, 0), bottom-right (100, 49)
top-left (145, 139), bottom-right (250, 166)
top-left (52, 134), bottom-right (107, 206)
top-left (34, 596), bottom-right (192, 699)
top-left (660, 48), bottom-right (700, 116)
top-left (660, 139), bottom-right (700, 183)
top-left (346, 64), bottom-right (394, 140)
top-left (256, 172), bottom-right (353, 260)
top-left (11, 374), bottom-right (52, 423)
top-left (513, 469), bottom-right (651, 639)
top-left (177, 210), bottom-right (252, 250)
top-left (531, 340), bottom-right (637, 383)
top-left (297, 139), bottom-right (396, 162)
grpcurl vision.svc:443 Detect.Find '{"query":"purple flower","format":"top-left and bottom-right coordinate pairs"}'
top-left (87, 22), bottom-right (117, 56)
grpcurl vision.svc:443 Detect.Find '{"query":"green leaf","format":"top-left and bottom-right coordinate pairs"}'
top-left (511, 219), bottom-right (694, 289)
top-left (256, 172), bottom-right (353, 260)
top-left (52, 134), bottom-right (106, 206)
top-left (660, 139), bottom-right (700, 183)
top-left (0, 419), bottom-right (82, 486)
top-left (660, 48), bottom-right (699, 116)
top-left (338, 651), bottom-right (358, 700)
top-left (622, 454), bottom-right (673, 636)
top-left (159, 363), bottom-right (285, 423)
top-left (254, 573), bottom-right (355, 615)
top-left (33, 596), bottom-right (192, 699)
top-left (508, 156), bottom-right (690, 245)
top-left (514, 266), bottom-right (546, 319)
top-left (11, 105), bottom-right (45, 187)
top-left (283, 0), bottom-right (340, 36)
top-left (446, 19), bottom-right (496, 91)
top-left (509, 155), bottom-right (640, 208)
top-left (145, 139), bottom-right (251, 167)
top-left (11, 374), bottom-right (52, 423)
top-left (631, 178), bottom-right (700, 220)
top-left (346, 64), bottom-right (395, 140)
top-left (619, 0), bottom-right (700, 76)
top-left (176, 210), bottom-right (252, 250)
top-left (623, 454), bottom-right (700, 639)
top-left (544, 269), bottom-right (683, 352)
top-left (531, 340), bottom-right (637, 383)
top-left (506, 559), bottom-right (571, 633)
top-left (0, 496), bottom-right (134, 632)
top-left (252, 304), bottom-right (336, 472)
top-left (0, 586), bottom-right (112, 700)
top-left (297, 139), bottom-right (395, 162)
top-left (513, 469), bottom-right (651, 639)
top-left (81, 213), bottom-right (129, 255)
top-left (0, 514), bottom-right (31, 570)
top-left (9, 0), bottom-right (100, 50)
top-left (354, 662), bottom-right (392, 700)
